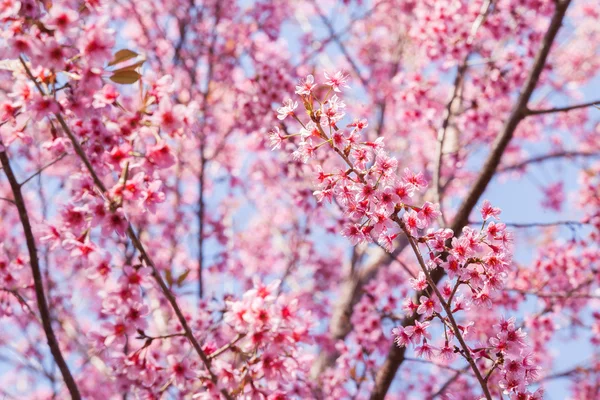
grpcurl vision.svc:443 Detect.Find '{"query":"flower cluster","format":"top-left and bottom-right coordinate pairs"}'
top-left (272, 73), bottom-right (540, 398)
top-left (272, 71), bottom-right (437, 254)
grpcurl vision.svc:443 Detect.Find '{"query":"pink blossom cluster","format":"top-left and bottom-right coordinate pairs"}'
top-left (272, 73), bottom-right (543, 398)
top-left (1, 0), bottom-right (600, 399)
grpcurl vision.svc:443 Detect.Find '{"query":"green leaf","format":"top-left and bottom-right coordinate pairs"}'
top-left (176, 269), bottom-right (191, 286)
top-left (108, 49), bottom-right (138, 67)
top-left (110, 70), bottom-right (141, 85)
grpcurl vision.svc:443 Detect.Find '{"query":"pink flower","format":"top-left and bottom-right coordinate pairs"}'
top-left (341, 223), bottom-right (365, 245)
top-left (42, 38), bottom-right (68, 70)
top-left (414, 342), bottom-right (437, 359)
top-left (153, 98), bottom-right (186, 135)
top-left (277, 98), bottom-right (297, 120)
top-left (393, 182), bottom-right (415, 202)
top-left (146, 142), bottom-right (176, 169)
top-left (43, 5), bottom-right (78, 33)
top-left (408, 320), bottom-right (431, 343)
top-left (418, 202), bottom-right (441, 225)
top-left (29, 94), bottom-right (59, 119)
top-left (268, 126), bottom-right (285, 150)
top-left (392, 326), bottom-right (413, 347)
top-left (378, 232), bottom-right (399, 252)
top-left (409, 272), bottom-right (428, 291)
top-left (541, 182), bottom-right (565, 211)
top-left (124, 302), bottom-right (149, 329)
top-left (402, 168), bottom-right (427, 191)
top-left (295, 74), bottom-right (316, 95)
top-left (78, 23), bottom-right (115, 66)
top-left (403, 209), bottom-right (425, 236)
top-left (167, 356), bottom-right (196, 390)
top-left (101, 209), bottom-right (128, 238)
top-left (92, 84), bottom-right (119, 108)
top-left (139, 180), bottom-right (165, 213)
top-left (480, 199), bottom-right (502, 220)
top-left (292, 138), bottom-right (317, 163)
top-left (324, 71), bottom-right (349, 92)
top-left (416, 295), bottom-right (441, 317)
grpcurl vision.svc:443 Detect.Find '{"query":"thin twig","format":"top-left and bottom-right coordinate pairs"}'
top-left (498, 151), bottom-right (600, 172)
top-left (0, 196), bottom-right (16, 204)
top-left (208, 333), bottom-right (245, 360)
top-left (525, 100), bottom-right (600, 116)
top-left (469, 219), bottom-right (588, 228)
top-left (19, 152), bottom-right (68, 187)
top-left (310, 0), bottom-right (369, 89)
top-left (430, 367), bottom-right (470, 399)
top-left (396, 218), bottom-right (492, 400)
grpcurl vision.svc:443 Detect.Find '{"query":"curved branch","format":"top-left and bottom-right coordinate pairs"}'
top-left (0, 148), bottom-right (82, 399)
top-left (498, 151), bottom-right (600, 172)
top-left (469, 219), bottom-right (589, 228)
top-left (370, 1), bottom-right (572, 398)
top-left (526, 100), bottom-right (600, 116)
top-left (18, 56), bottom-right (233, 400)
top-left (20, 152), bottom-right (68, 187)
top-left (310, 0), bottom-right (369, 89)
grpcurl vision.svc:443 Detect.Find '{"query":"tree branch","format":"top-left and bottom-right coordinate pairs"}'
top-left (370, 2), bottom-right (572, 398)
top-left (0, 147), bottom-right (81, 400)
top-left (396, 218), bottom-right (492, 399)
top-left (18, 55), bottom-right (233, 400)
top-left (196, 1), bottom-right (221, 300)
top-left (19, 152), bottom-right (68, 187)
top-left (525, 100), bottom-right (600, 116)
top-left (310, 0), bottom-right (369, 89)
top-left (498, 151), bottom-right (600, 172)
top-left (469, 219), bottom-right (588, 228)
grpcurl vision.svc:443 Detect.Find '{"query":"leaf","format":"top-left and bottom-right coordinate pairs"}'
top-left (176, 269), bottom-right (191, 286)
top-left (110, 70), bottom-right (141, 85)
top-left (112, 59), bottom-right (146, 73)
top-left (165, 270), bottom-right (173, 287)
top-left (108, 49), bottom-right (138, 67)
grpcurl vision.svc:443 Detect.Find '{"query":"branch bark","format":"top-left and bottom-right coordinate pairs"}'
top-left (197, 1), bottom-right (221, 300)
top-left (370, 1), bottom-right (572, 398)
top-left (0, 148), bottom-right (82, 400)
top-left (498, 151), bottom-right (600, 172)
top-left (525, 99), bottom-right (600, 116)
top-left (18, 56), bottom-right (233, 400)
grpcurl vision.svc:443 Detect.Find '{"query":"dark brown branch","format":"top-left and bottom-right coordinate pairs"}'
top-left (498, 151), bottom-right (600, 172)
top-left (18, 56), bottom-right (233, 400)
top-left (525, 100), bottom-right (600, 116)
top-left (0, 148), bottom-right (82, 399)
top-left (469, 219), bottom-right (588, 228)
top-left (370, 2), bottom-right (572, 398)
